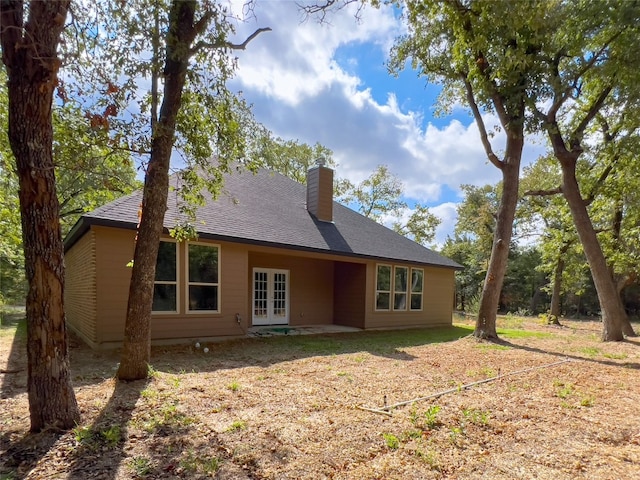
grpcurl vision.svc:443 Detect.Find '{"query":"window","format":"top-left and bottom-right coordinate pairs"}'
top-left (410, 268), bottom-right (424, 311)
top-left (153, 241), bottom-right (177, 312)
top-left (375, 265), bottom-right (391, 310)
top-left (394, 266), bottom-right (408, 310)
top-left (187, 243), bottom-right (219, 312)
top-left (375, 264), bottom-right (424, 312)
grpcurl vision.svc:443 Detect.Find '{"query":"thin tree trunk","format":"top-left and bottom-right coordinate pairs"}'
top-left (1, 0), bottom-right (80, 431)
top-left (559, 156), bottom-right (626, 341)
top-left (548, 243), bottom-right (570, 325)
top-left (117, 0), bottom-right (201, 380)
top-left (475, 141), bottom-right (523, 339)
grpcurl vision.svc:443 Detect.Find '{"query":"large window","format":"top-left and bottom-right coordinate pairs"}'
top-left (187, 243), bottom-right (219, 312)
top-left (375, 265), bottom-right (391, 310)
top-left (153, 241), bottom-right (177, 312)
top-left (375, 264), bottom-right (424, 312)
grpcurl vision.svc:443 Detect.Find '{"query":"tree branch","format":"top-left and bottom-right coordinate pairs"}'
top-left (569, 85), bottom-right (613, 151)
top-left (190, 27), bottom-right (271, 55)
top-left (463, 77), bottom-right (502, 169)
top-left (523, 187), bottom-right (562, 197)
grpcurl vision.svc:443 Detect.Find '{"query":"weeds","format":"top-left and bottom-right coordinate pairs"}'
top-left (227, 380), bottom-right (241, 392)
top-left (226, 419), bottom-right (247, 432)
top-left (382, 432), bottom-right (400, 449)
top-left (462, 408), bottom-right (490, 426)
top-left (129, 456), bottom-right (152, 477)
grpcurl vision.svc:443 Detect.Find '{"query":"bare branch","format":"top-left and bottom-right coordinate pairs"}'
top-left (190, 27), bottom-right (271, 55)
top-left (463, 77), bottom-right (502, 169)
top-left (297, 0), bottom-right (363, 23)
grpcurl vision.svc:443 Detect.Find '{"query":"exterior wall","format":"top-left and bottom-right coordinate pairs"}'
top-left (64, 230), bottom-right (97, 345)
top-left (364, 262), bottom-right (454, 329)
top-left (333, 261), bottom-right (366, 328)
top-left (151, 241), bottom-right (248, 340)
top-left (248, 251), bottom-right (334, 325)
top-left (93, 226), bottom-right (136, 342)
top-left (68, 224), bottom-right (454, 348)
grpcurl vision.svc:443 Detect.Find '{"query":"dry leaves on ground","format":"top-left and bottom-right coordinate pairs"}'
top-left (1, 314), bottom-right (639, 479)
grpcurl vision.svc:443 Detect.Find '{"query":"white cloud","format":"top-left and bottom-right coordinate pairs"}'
top-left (225, 0), bottom-right (548, 246)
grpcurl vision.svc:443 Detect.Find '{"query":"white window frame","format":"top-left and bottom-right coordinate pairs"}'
top-left (186, 241), bottom-right (221, 314)
top-left (152, 239), bottom-right (179, 314)
top-left (375, 264), bottom-right (392, 311)
top-left (410, 268), bottom-right (424, 311)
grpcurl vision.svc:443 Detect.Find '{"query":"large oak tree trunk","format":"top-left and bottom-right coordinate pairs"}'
top-left (474, 137), bottom-right (523, 340)
top-left (117, 0), bottom-right (201, 380)
top-left (0, 0), bottom-right (80, 431)
top-left (559, 156), bottom-right (626, 341)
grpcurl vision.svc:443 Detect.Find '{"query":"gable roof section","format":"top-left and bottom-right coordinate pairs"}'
top-left (65, 168), bottom-right (462, 269)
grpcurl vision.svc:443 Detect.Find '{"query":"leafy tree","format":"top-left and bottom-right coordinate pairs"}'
top-left (67, 0), bottom-right (271, 380)
top-left (0, 0), bottom-right (80, 431)
top-left (390, 0), bottom-right (543, 340)
top-left (522, 0), bottom-right (640, 340)
top-left (341, 165), bottom-right (440, 246)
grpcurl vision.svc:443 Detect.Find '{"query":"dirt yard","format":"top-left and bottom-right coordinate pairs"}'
top-left (1, 313), bottom-right (639, 479)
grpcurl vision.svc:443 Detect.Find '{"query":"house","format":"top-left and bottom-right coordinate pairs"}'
top-left (63, 161), bottom-right (462, 348)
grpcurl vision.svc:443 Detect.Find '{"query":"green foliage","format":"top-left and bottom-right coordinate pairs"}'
top-left (226, 419), bottom-right (246, 432)
top-left (382, 432), bottom-right (400, 449)
top-left (129, 456), bottom-right (152, 477)
top-left (341, 165), bottom-right (440, 246)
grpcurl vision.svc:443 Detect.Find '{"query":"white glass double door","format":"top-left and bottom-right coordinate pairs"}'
top-left (252, 268), bottom-right (289, 325)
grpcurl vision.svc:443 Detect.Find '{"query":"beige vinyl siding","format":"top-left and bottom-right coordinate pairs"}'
top-left (248, 251), bottom-right (334, 325)
top-left (64, 230), bottom-right (97, 345)
top-left (94, 226), bottom-right (136, 342)
top-left (151, 241), bottom-right (249, 339)
top-left (364, 263), bottom-right (454, 329)
top-left (333, 262), bottom-right (366, 328)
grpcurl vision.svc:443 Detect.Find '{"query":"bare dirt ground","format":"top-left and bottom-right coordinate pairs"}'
top-left (1, 313), bottom-right (639, 479)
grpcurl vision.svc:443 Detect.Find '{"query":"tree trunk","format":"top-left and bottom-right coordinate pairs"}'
top-left (548, 244), bottom-right (570, 325)
top-left (1, 0), bottom-right (80, 431)
top-left (474, 138), bottom-right (523, 339)
top-left (117, 0), bottom-right (201, 380)
top-left (559, 156), bottom-right (626, 341)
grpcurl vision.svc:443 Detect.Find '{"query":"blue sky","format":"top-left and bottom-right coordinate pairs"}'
top-left (227, 1), bottom-right (545, 246)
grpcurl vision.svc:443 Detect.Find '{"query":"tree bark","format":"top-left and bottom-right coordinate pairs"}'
top-left (0, 0), bottom-right (80, 431)
top-left (474, 138), bottom-right (523, 339)
top-left (548, 243), bottom-right (570, 325)
top-left (117, 0), bottom-right (201, 380)
top-left (558, 155), bottom-right (626, 341)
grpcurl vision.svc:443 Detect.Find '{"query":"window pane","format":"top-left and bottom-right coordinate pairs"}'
top-left (189, 285), bottom-right (218, 311)
top-left (376, 292), bottom-right (390, 310)
top-left (394, 293), bottom-right (407, 310)
top-left (411, 269), bottom-right (423, 293)
top-left (377, 265), bottom-right (391, 291)
top-left (395, 267), bottom-right (408, 293)
top-left (153, 284), bottom-right (176, 311)
top-left (155, 242), bottom-right (176, 281)
top-left (411, 293), bottom-right (422, 310)
top-left (189, 244), bottom-right (218, 283)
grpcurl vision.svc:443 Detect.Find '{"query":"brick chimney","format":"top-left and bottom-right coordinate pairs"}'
top-left (306, 158), bottom-right (333, 222)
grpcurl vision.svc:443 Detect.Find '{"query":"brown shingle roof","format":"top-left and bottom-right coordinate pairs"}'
top-left (65, 168), bottom-right (462, 269)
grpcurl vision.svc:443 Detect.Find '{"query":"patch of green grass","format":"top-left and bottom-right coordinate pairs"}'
top-left (179, 450), bottom-right (221, 475)
top-left (580, 347), bottom-right (601, 357)
top-left (226, 419), bottom-right (246, 432)
top-left (415, 448), bottom-right (441, 471)
top-left (580, 395), bottom-right (595, 407)
top-left (475, 343), bottom-right (511, 351)
top-left (462, 408), bottom-right (490, 426)
top-left (0, 471), bottom-right (18, 480)
top-left (73, 425), bottom-right (95, 445)
top-left (269, 325), bottom-right (474, 356)
top-left (603, 352), bottom-right (627, 360)
top-left (129, 456), bottom-right (152, 477)
top-left (0, 316), bottom-right (26, 339)
top-left (382, 432), bottom-right (400, 449)
top-left (496, 328), bottom-right (554, 339)
top-left (555, 381), bottom-right (574, 399)
top-left (100, 425), bottom-right (122, 446)
top-left (227, 380), bottom-right (241, 392)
